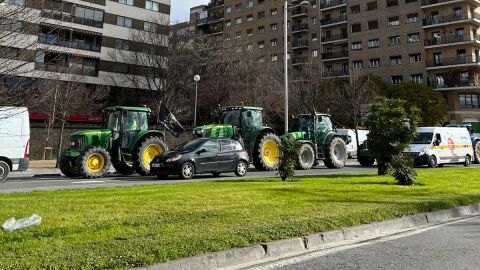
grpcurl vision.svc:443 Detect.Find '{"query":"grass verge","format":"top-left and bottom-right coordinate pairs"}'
top-left (1, 167), bottom-right (479, 269)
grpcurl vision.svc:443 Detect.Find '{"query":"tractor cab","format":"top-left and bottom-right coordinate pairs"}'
top-left (220, 106), bottom-right (264, 130)
top-left (104, 107), bottom-right (150, 148)
top-left (294, 114), bottom-right (334, 143)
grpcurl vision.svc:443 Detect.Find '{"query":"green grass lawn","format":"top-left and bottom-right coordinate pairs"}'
top-left (1, 167), bottom-right (480, 269)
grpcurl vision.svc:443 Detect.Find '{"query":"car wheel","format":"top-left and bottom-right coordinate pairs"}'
top-left (235, 160), bottom-right (248, 177)
top-left (464, 155), bottom-right (472, 167)
top-left (428, 155), bottom-right (437, 168)
top-left (0, 161), bottom-right (10, 182)
top-left (212, 172), bottom-right (221, 177)
top-left (180, 162), bottom-right (195, 179)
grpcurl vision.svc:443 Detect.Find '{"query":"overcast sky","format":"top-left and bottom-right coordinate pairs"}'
top-left (171, 0), bottom-right (209, 24)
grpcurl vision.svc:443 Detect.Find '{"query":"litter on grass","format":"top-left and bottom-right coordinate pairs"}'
top-left (2, 214), bottom-right (41, 232)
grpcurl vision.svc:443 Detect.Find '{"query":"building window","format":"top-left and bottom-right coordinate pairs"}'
top-left (270, 9), bottom-right (278, 16)
top-left (145, 0), bottom-right (160, 11)
top-left (271, 23), bottom-right (278, 31)
top-left (115, 39), bottom-right (129, 50)
top-left (0, 19), bottom-right (22, 32)
top-left (409, 53), bottom-right (422, 63)
top-left (387, 16), bottom-right (400, 27)
top-left (270, 39), bottom-right (277, 47)
top-left (235, 31), bottom-right (242, 38)
top-left (391, 75), bottom-right (403, 84)
top-left (271, 54), bottom-right (278, 62)
top-left (352, 60), bottom-right (363, 69)
top-left (351, 23), bottom-right (361, 33)
top-left (459, 94), bottom-right (480, 108)
top-left (257, 26), bottom-right (265, 33)
top-left (457, 49), bottom-right (466, 60)
top-left (74, 6), bottom-right (104, 27)
top-left (386, 0), bottom-right (398, 7)
top-left (258, 11), bottom-right (265, 19)
top-left (258, 41), bottom-right (265, 48)
top-left (225, 20), bottom-right (232, 26)
top-left (368, 20), bottom-right (378, 30)
top-left (119, 0), bottom-right (134, 5)
top-left (453, 7), bottom-right (462, 17)
top-left (366, 1), bottom-right (377, 10)
top-left (407, 33), bottom-right (420, 43)
top-left (6, 0), bottom-right (25, 6)
top-left (144, 22), bottom-right (157, 32)
top-left (247, 44), bottom-right (253, 50)
top-left (352, 42), bottom-right (362, 50)
top-left (117, 16), bottom-right (133, 28)
top-left (406, 13), bottom-right (418, 23)
top-left (312, 33), bottom-right (318, 41)
top-left (235, 17), bottom-right (242, 24)
top-left (312, 49), bottom-right (318, 57)
top-left (0, 46), bottom-right (18, 59)
top-left (312, 17), bottom-right (317, 24)
top-left (388, 36), bottom-right (401, 45)
top-left (259, 57), bottom-right (265, 63)
top-left (246, 28), bottom-right (253, 36)
top-left (246, 14), bottom-right (254, 22)
top-left (351, 5), bottom-right (360, 13)
top-left (390, 55), bottom-right (402, 65)
top-left (410, 74), bottom-right (423, 83)
top-left (225, 6), bottom-right (232, 13)
top-left (235, 3), bottom-right (242, 11)
top-left (369, 58), bottom-right (380, 68)
top-left (368, 39), bottom-right (380, 48)
top-left (247, 0), bottom-right (253, 8)
top-left (405, 0), bottom-right (417, 3)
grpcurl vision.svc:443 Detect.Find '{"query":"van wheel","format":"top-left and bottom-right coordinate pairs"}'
top-left (428, 155), bottom-right (437, 168)
top-left (0, 161), bottom-right (10, 182)
top-left (464, 155), bottom-right (472, 167)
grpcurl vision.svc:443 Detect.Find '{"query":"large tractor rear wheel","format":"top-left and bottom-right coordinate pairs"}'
top-left (324, 137), bottom-right (347, 169)
top-left (474, 140), bottom-right (480, 164)
top-left (133, 136), bottom-right (167, 176)
top-left (79, 147), bottom-right (111, 179)
top-left (111, 143), bottom-right (135, 176)
top-left (297, 143), bottom-right (315, 170)
top-left (59, 153), bottom-right (81, 177)
top-left (253, 133), bottom-right (281, 171)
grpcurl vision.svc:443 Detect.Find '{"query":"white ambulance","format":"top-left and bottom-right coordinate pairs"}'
top-left (0, 107), bottom-right (30, 182)
top-left (404, 127), bottom-right (474, 167)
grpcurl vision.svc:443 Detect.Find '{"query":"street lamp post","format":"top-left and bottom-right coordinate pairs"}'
top-left (193, 75), bottom-right (200, 127)
top-left (284, 0), bottom-right (309, 134)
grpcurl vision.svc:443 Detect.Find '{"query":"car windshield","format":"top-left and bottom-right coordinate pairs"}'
top-left (412, 132), bottom-right (434, 144)
top-left (221, 110), bottom-right (241, 126)
top-left (175, 139), bottom-right (208, 152)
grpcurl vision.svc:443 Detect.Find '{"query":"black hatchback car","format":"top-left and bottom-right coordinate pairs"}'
top-left (150, 138), bottom-right (250, 179)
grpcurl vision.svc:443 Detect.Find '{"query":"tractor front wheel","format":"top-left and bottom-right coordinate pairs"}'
top-left (133, 136), bottom-right (167, 176)
top-left (59, 153), bottom-right (81, 177)
top-left (297, 144), bottom-right (315, 170)
top-left (79, 147), bottom-right (111, 179)
top-left (324, 137), bottom-right (347, 169)
top-left (253, 133), bottom-right (281, 171)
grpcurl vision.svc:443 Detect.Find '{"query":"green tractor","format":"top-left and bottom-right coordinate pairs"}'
top-left (59, 106), bottom-right (168, 178)
top-left (193, 106), bottom-right (281, 171)
top-left (287, 113), bottom-right (348, 169)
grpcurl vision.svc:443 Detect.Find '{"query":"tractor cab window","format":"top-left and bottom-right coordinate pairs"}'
top-left (123, 111), bottom-right (148, 131)
top-left (222, 110), bottom-right (241, 126)
top-left (107, 112), bottom-right (121, 132)
top-left (317, 116), bottom-right (333, 132)
top-left (298, 117), bottom-right (313, 132)
top-left (241, 110), bottom-right (263, 129)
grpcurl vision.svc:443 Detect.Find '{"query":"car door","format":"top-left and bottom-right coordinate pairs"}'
top-left (218, 140), bottom-right (237, 171)
top-left (195, 140), bottom-right (220, 173)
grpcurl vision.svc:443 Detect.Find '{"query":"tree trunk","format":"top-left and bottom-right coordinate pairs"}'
top-left (377, 161), bottom-right (387, 175)
top-left (55, 121), bottom-right (66, 168)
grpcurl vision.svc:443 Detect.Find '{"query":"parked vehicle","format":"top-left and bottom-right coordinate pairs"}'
top-left (150, 138), bottom-right (249, 179)
top-left (287, 114), bottom-right (348, 170)
top-left (337, 129), bottom-right (369, 158)
top-left (404, 127), bottom-right (474, 167)
top-left (447, 123), bottom-right (480, 163)
top-left (0, 107), bottom-right (30, 182)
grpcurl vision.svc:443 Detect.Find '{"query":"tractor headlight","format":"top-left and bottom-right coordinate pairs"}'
top-left (166, 154), bottom-right (182, 163)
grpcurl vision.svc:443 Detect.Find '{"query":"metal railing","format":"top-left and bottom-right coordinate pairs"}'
top-left (292, 6), bottom-right (309, 16)
top-left (423, 12), bottom-right (480, 26)
top-left (34, 62), bottom-right (97, 77)
top-left (40, 10), bottom-right (103, 28)
top-left (429, 78), bottom-right (480, 88)
top-left (426, 55), bottom-right (479, 67)
top-left (292, 56), bottom-right (308, 64)
top-left (208, 0), bottom-right (224, 8)
top-left (292, 39), bottom-right (309, 48)
top-left (321, 33), bottom-right (348, 42)
top-left (421, 0), bottom-right (455, 6)
top-left (424, 34), bottom-right (480, 46)
top-left (322, 51), bottom-right (348, 59)
top-left (320, 0), bottom-right (347, 9)
top-left (38, 34), bottom-right (101, 52)
top-left (292, 24), bottom-right (309, 32)
top-left (322, 70), bottom-right (349, 77)
top-left (320, 15), bottom-right (347, 25)
top-left (81, 0), bottom-right (105, 5)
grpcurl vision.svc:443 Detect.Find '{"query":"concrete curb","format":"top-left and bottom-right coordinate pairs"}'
top-left (140, 203), bottom-right (480, 270)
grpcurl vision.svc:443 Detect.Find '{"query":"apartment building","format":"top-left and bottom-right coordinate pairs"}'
top-left (0, 0), bottom-right (170, 92)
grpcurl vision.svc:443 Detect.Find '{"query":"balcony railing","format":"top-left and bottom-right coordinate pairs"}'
top-left (292, 7), bottom-right (309, 17)
top-left (292, 24), bottom-right (309, 32)
top-left (204, 28), bottom-right (223, 35)
top-left (321, 33), bottom-right (348, 42)
top-left (423, 12), bottom-right (480, 26)
top-left (292, 39), bottom-right (309, 48)
top-left (80, 0), bottom-right (105, 5)
top-left (34, 62), bottom-right (97, 77)
top-left (322, 51), bottom-right (348, 60)
top-left (208, 13), bottom-right (224, 22)
top-left (40, 10), bottom-right (103, 28)
top-left (426, 55), bottom-right (479, 67)
top-left (197, 18), bottom-right (208, 25)
top-left (320, 0), bottom-right (347, 9)
top-left (38, 34), bottom-right (101, 52)
top-left (424, 34), bottom-right (480, 46)
top-left (320, 15), bottom-right (347, 26)
top-left (322, 70), bottom-right (349, 77)
top-left (292, 56), bottom-right (308, 65)
top-left (421, 0), bottom-right (455, 6)
top-left (208, 0), bottom-right (224, 8)
top-left (429, 78), bottom-right (480, 89)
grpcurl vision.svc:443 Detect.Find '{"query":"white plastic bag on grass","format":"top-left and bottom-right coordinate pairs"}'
top-left (2, 214), bottom-right (41, 232)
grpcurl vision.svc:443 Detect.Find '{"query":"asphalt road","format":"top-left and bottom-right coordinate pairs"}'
top-left (251, 216), bottom-right (480, 270)
top-left (1, 161), bottom-right (375, 193)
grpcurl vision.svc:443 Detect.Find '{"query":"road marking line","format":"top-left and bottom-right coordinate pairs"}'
top-left (71, 180), bottom-right (106, 184)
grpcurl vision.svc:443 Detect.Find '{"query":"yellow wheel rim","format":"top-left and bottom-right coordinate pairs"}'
top-left (262, 140), bottom-right (280, 166)
top-left (87, 153), bottom-right (105, 173)
top-left (143, 144), bottom-right (164, 167)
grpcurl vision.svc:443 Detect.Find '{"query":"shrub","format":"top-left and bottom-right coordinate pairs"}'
top-left (278, 138), bottom-right (301, 182)
top-left (387, 154), bottom-right (417, 185)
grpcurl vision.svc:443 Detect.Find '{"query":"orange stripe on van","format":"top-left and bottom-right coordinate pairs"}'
top-left (428, 145), bottom-right (473, 150)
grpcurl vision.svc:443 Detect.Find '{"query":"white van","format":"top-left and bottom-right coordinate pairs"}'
top-left (337, 129), bottom-right (369, 158)
top-left (0, 107), bottom-right (30, 181)
top-left (404, 127), bottom-right (474, 167)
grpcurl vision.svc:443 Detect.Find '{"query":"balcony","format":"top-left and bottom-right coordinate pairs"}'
top-left (322, 51), bottom-right (349, 60)
top-left (292, 7), bottom-right (309, 17)
top-left (81, 0), bottom-right (105, 5)
top-left (423, 12), bottom-right (480, 27)
top-left (321, 33), bottom-right (348, 43)
top-left (320, 15), bottom-right (348, 26)
top-left (426, 55), bottom-right (480, 68)
top-left (292, 39), bottom-right (309, 49)
top-left (34, 62), bottom-right (98, 77)
top-left (207, 0), bottom-right (224, 9)
top-left (322, 70), bottom-right (349, 78)
top-left (38, 34), bottom-right (101, 53)
top-left (424, 34), bottom-right (480, 47)
top-left (320, 0), bottom-right (348, 10)
top-left (429, 78), bottom-right (480, 89)
top-left (420, 0), bottom-right (479, 7)
top-left (40, 10), bottom-right (103, 28)
top-left (204, 28), bottom-right (223, 36)
top-left (292, 24), bottom-right (309, 33)
top-left (292, 56), bottom-right (308, 65)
